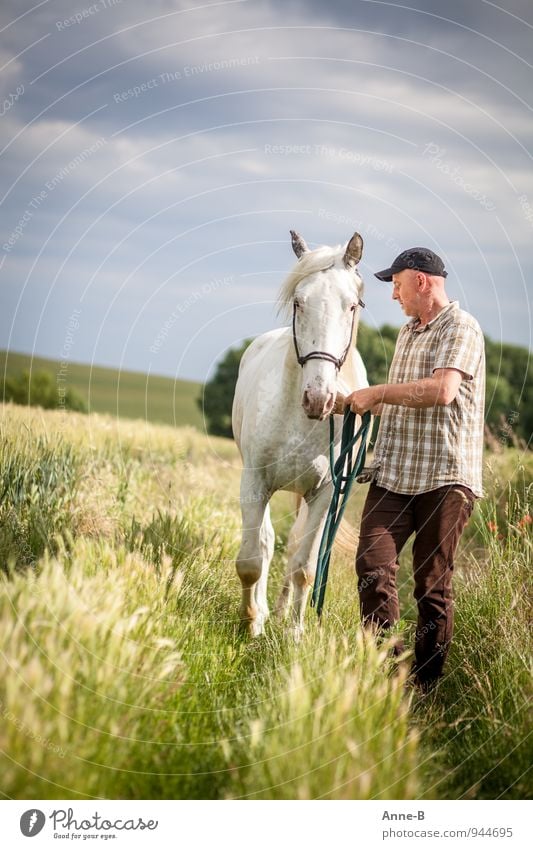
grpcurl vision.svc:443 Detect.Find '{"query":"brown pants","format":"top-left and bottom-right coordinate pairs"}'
top-left (356, 483), bottom-right (475, 684)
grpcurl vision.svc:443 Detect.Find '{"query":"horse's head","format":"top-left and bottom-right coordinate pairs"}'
top-left (284, 230), bottom-right (365, 420)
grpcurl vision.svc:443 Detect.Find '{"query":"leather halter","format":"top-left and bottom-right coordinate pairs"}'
top-left (292, 267), bottom-right (365, 371)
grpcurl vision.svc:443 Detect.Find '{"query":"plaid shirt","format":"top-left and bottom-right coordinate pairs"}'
top-left (371, 301), bottom-right (485, 497)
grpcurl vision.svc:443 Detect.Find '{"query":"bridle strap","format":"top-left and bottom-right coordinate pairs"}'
top-left (292, 298), bottom-right (365, 371)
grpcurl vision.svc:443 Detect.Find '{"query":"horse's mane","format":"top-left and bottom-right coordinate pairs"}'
top-left (277, 245), bottom-right (344, 319)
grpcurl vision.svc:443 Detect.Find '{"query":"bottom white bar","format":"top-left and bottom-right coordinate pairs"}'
top-left (3, 799), bottom-right (530, 848)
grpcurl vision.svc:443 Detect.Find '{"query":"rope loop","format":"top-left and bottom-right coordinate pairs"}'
top-left (311, 408), bottom-right (371, 616)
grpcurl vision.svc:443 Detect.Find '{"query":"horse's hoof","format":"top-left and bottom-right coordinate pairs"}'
top-left (239, 617), bottom-right (265, 637)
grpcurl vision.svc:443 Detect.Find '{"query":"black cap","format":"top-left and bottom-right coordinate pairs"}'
top-left (374, 247), bottom-right (447, 281)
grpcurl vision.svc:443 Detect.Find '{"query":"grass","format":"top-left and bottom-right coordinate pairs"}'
top-left (0, 401), bottom-right (531, 800)
top-left (0, 349), bottom-right (204, 429)
top-left (415, 491), bottom-right (533, 800)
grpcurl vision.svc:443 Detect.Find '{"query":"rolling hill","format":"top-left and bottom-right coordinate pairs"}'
top-left (0, 349), bottom-right (204, 429)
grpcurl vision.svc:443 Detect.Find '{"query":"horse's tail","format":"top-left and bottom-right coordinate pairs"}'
top-left (289, 494), bottom-right (358, 557)
top-left (332, 514), bottom-right (359, 552)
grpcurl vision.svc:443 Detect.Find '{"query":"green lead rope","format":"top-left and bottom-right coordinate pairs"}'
top-left (311, 408), bottom-right (372, 617)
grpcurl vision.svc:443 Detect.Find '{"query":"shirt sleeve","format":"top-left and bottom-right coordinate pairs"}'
top-left (433, 318), bottom-right (484, 380)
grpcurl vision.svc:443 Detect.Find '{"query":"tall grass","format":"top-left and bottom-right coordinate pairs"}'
top-left (0, 401), bottom-right (531, 799)
top-left (222, 631), bottom-right (420, 800)
top-left (0, 541), bottom-right (183, 799)
top-left (414, 483), bottom-right (533, 800)
top-left (0, 426), bottom-right (80, 568)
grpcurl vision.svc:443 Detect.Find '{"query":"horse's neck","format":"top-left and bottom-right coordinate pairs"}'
top-left (280, 328), bottom-right (303, 396)
top-left (342, 329), bottom-right (369, 392)
top-left (338, 345), bottom-right (359, 392)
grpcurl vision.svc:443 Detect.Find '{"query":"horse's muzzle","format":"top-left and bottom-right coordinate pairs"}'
top-left (302, 390), bottom-right (335, 420)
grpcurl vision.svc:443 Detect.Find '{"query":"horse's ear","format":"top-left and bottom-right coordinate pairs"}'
top-left (290, 230), bottom-right (309, 259)
top-left (343, 232), bottom-right (364, 268)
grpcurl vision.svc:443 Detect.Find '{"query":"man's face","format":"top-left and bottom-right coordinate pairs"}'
top-left (391, 269), bottom-right (420, 317)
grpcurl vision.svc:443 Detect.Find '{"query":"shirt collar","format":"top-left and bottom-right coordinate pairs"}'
top-left (407, 300), bottom-right (458, 333)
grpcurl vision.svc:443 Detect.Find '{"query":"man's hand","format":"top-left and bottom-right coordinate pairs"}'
top-left (345, 386), bottom-right (383, 415)
top-left (345, 370), bottom-right (464, 416)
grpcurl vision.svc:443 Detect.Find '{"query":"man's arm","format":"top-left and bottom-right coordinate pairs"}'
top-left (346, 368), bottom-right (464, 415)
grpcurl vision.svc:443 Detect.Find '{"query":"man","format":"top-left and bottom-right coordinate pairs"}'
top-left (346, 247), bottom-right (485, 691)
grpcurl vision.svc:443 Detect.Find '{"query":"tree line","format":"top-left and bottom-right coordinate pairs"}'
top-left (198, 323), bottom-right (532, 447)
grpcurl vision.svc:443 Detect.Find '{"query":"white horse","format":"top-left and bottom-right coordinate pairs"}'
top-left (232, 230), bottom-right (369, 637)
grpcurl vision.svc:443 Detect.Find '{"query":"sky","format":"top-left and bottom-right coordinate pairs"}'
top-left (1, 0), bottom-right (532, 383)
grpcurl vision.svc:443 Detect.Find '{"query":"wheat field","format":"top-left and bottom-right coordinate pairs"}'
top-left (0, 402), bottom-right (531, 800)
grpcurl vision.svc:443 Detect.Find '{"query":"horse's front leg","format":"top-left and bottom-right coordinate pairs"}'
top-left (288, 486), bottom-right (332, 640)
top-left (236, 469), bottom-right (271, 636)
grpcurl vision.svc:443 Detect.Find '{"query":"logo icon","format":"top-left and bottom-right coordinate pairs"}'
top-left (20, 810), bottom-right (46, 837)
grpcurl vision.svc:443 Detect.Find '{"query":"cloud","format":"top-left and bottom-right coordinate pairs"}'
top-left (0, 0), bottom-right (530, 379)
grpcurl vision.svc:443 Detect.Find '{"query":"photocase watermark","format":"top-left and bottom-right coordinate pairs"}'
top-left (45, 137), bottom-right (107, 191)
top-left (55, 0), bottom-right (122, 30)
top-left (358, 566), bottom-right (386, 592)
top-left (264, 143), bottom-right (394, 173)
top-left (498, 409), bottom-right (519, 447)
top-left (239, 491), bottom-right (268, 504)
top-left (264, 143), bottom-right (312, 156)
top-left (150, 275), bottom-right (234, 354)
top-left (2, 138), bottom-right (107, 254)
top-left (415, 620), bottom-right (437, 639)
top-left (50, 807), bottom-right (158, 834)
top-left (0, 699), bottom-right (67, 759)
top-left (518, 194), bottom-right (533, 229)
top-left (402, 380), bottom-right (427, 407)
top-left (422, 143), bottom-right (496, 211)
top-left (0, 83), bottom-right (24, 117)
top-left (20, 809), bottom-right (46, 837)
top-left (318, 207), bottom-right (401, 252)
top-left (56, 309), bottom-right (82, 417)
top-left (58, 309), bottom-right (82, 368)
top-left (113, 56), bottom-right (261, 103)
top-left (316, 145), bottom-right (393, 172)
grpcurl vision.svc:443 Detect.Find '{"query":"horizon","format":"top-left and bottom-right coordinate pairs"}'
top-left (2, 307), bottom-right (530, 387)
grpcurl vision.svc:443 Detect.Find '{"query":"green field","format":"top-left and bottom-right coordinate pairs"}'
top-left (0, 403), bottom-right (531, 800)
top-left (0, 349), bottom-right (204, 429)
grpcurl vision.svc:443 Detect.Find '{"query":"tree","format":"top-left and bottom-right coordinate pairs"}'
top-left (356, 323), bottom-right (396, 386)
top-left (199, 326), bottom-right (532, 447)
top-left (484, 337), bottom-right (532, 446)
top-left (4, 369), bottom-right (87, 413)
top-left (197, 340), bottom-right (252, 437)
top-left (484, 373), bottom-right (513, 431)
